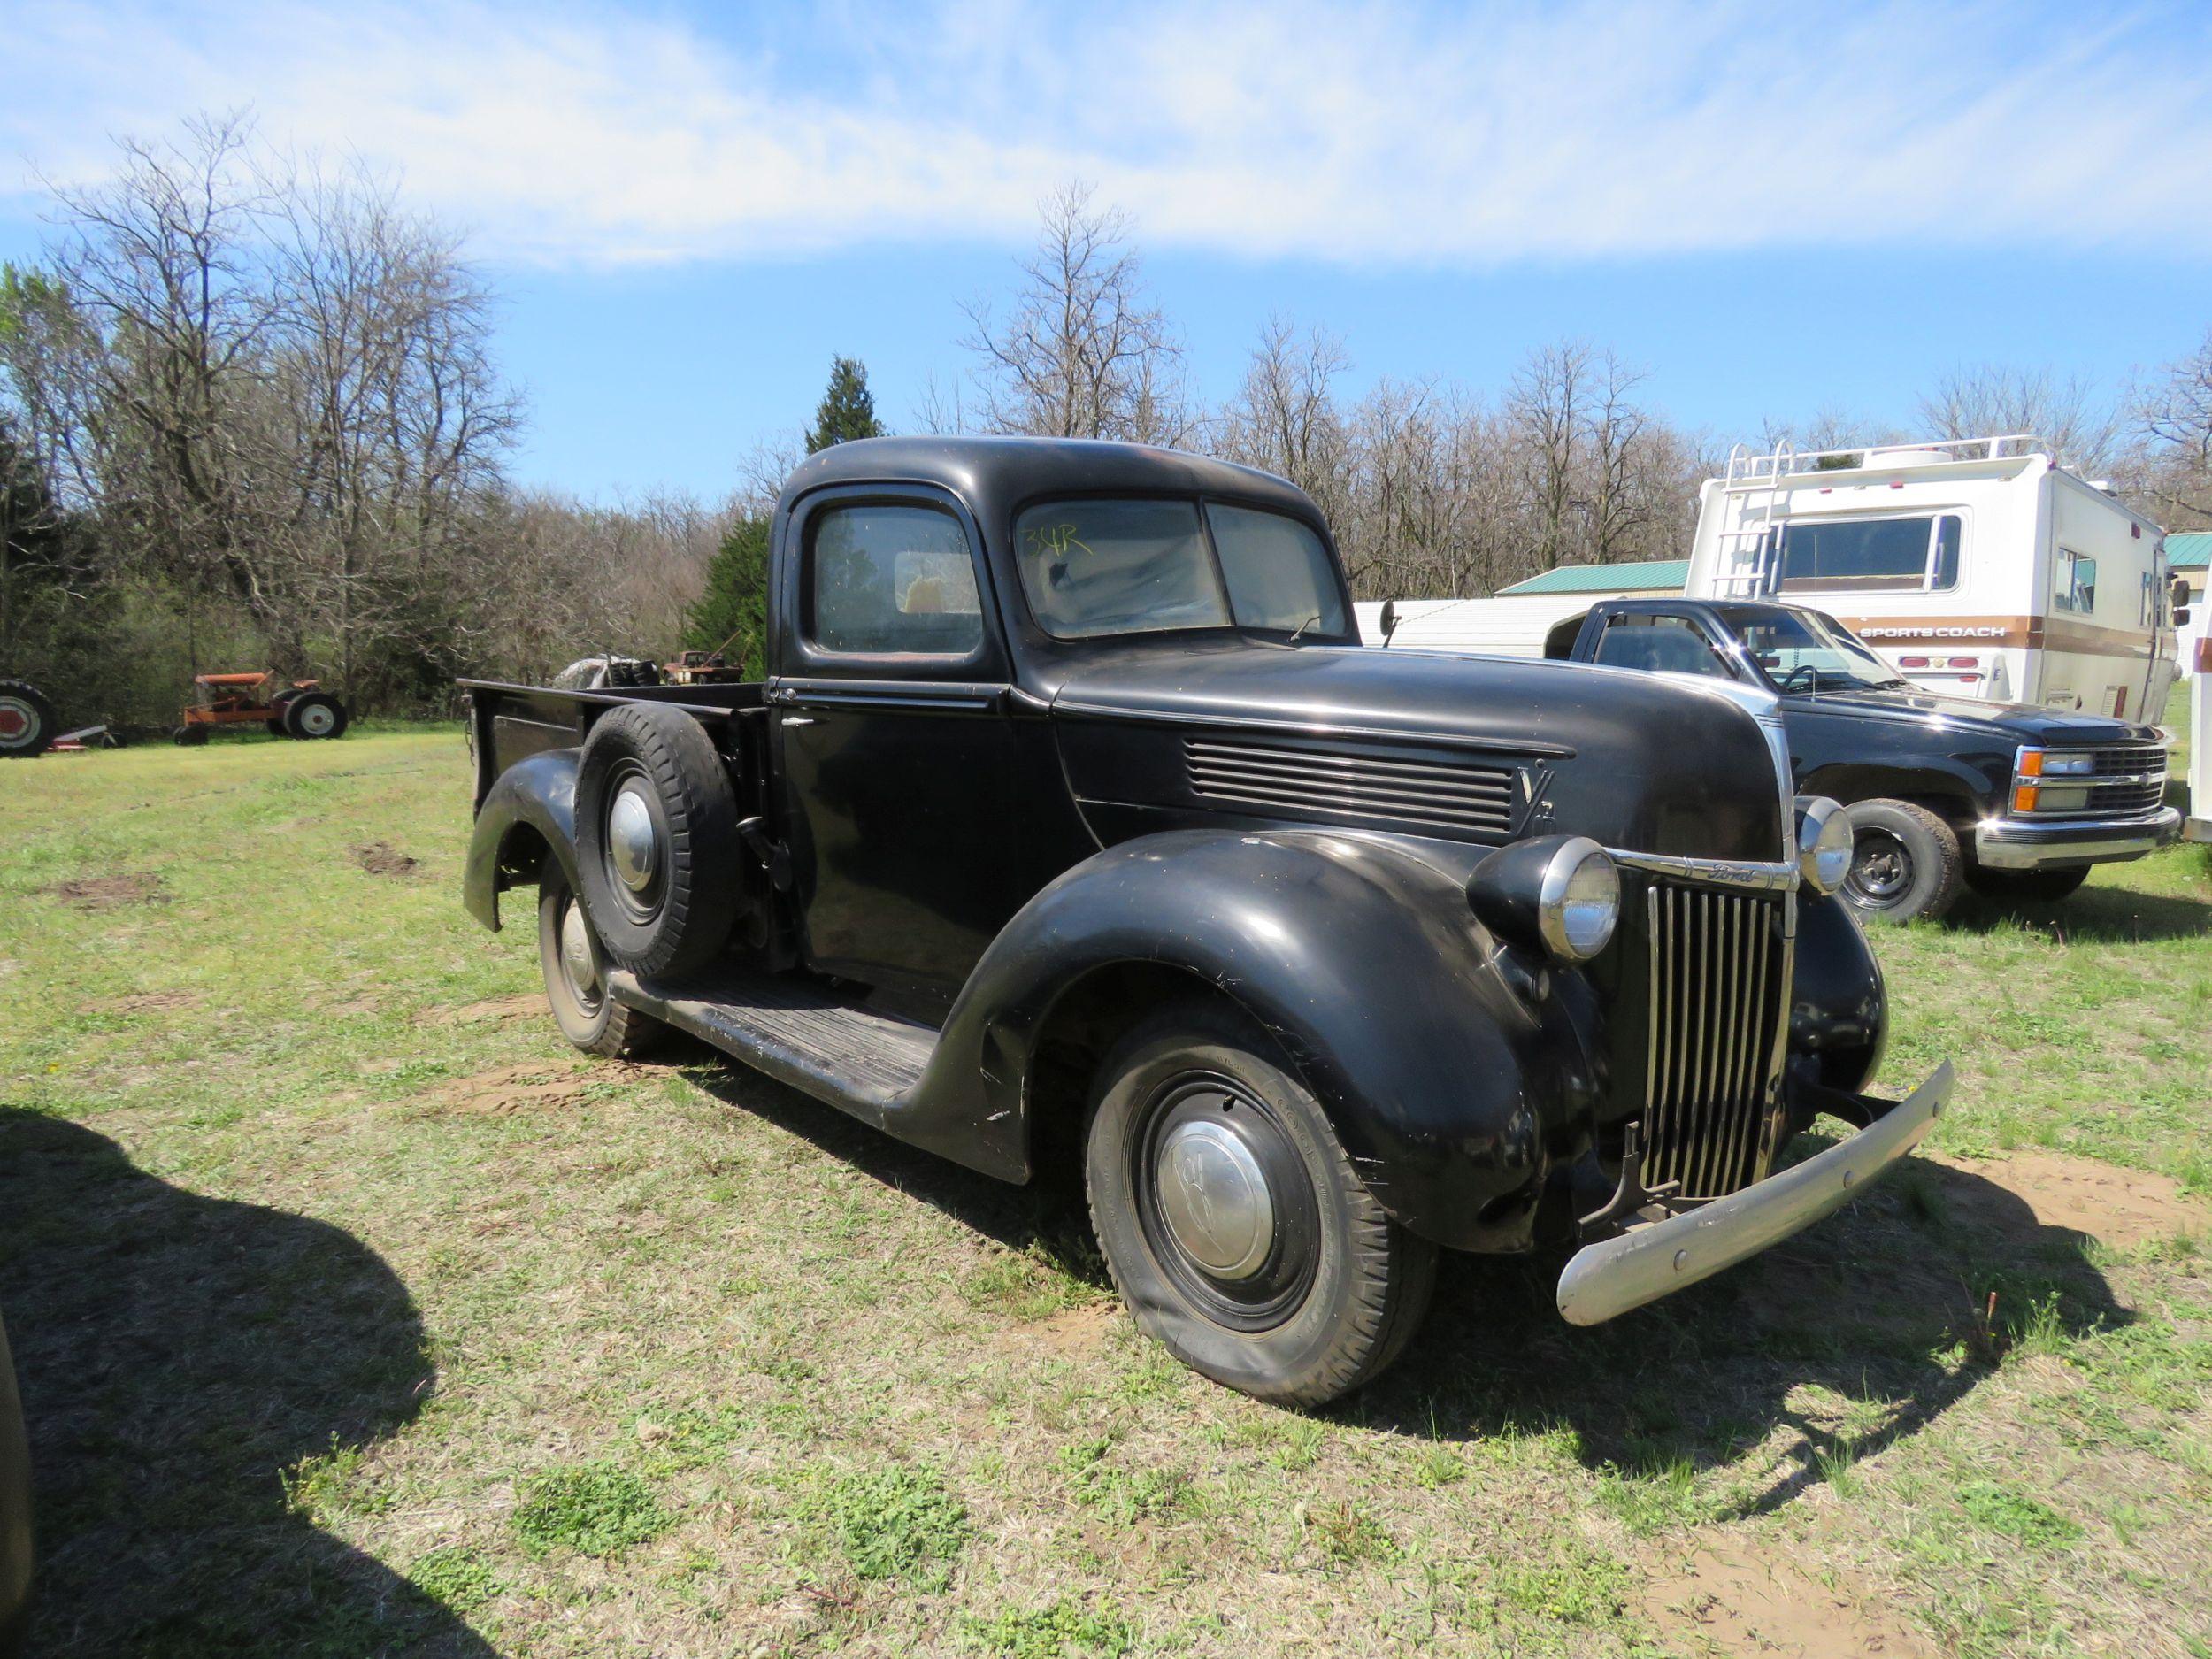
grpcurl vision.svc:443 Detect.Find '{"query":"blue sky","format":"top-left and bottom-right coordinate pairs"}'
top-left (6, 0), bottom-right (2211, 501)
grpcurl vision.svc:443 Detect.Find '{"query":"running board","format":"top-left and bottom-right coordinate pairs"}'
top-left (605, 966), bottom-right (937, 1122)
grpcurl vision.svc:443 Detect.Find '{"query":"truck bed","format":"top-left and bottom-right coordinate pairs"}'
top-left (459, 677), bottom-right (767, 810)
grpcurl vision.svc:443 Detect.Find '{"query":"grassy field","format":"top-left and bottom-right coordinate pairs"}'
top-left (2, 712), bottom-right (2209, 1658)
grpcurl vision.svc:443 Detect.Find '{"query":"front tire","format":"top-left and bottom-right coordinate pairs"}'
top-left (1084, 1000), bottom-right (1435, 1408)
top-left (1841, 799), bottom-right (1962, 923)
top-left (1965, 864), bottom-right (2089, 904)
top-left (538, 865), bottom-right (668, 1057)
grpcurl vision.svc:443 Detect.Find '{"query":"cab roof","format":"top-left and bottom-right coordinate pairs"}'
top-left (777, 436), bottom-right (1317, 529)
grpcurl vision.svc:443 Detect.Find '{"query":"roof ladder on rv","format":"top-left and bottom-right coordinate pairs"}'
top-left (1712, 440), bottom-right (1794, 597)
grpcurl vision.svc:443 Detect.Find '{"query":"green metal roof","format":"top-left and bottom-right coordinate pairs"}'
top-left (2166, 531), bottom-right (2211, 570)
top-left (1499, 557), bottom-right (1690, 596)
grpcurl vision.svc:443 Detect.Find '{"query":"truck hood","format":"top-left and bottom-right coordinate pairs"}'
top-left (1047, 639), bottom-right (1790, 863)
top-left (1788, 685), bottom-right (2163, 747)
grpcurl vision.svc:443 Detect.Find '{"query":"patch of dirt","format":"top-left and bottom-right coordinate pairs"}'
top-left (1033, 1302), bottom-right (1117, 1354)
top-left (418, 1063), bottom-right (588, 1118)
top-left (97, 992), bottom-right (205, 1016)
top-left (423, 993), bottom-right (544, 1028)
top-left (44, 874), bottom-right (167, 910)
top-left (1927, 1149), bottom-right (2210, 1249)
top-left (352, 841), bottom-right (420, 879)
top-left (1643, 1541), bottom-right (1935, 1657)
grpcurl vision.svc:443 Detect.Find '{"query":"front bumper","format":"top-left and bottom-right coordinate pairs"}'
top-left (1555, 1063), bottom-right (1954, 1325)
top-left (1973, 807), bottom-right (2181, 870)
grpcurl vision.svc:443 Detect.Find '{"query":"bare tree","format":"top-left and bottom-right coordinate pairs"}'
top-left (1506, 340), bottom-right (1591, 568)
top-left (2127, 329), bottom-right (2212, 526)
top-left (962, 183), bottom-right (1187, 442)
top-left (1917, 364), bottom-right (2118, 472)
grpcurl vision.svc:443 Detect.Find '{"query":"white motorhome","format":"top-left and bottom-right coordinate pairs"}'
top-left (1690, 436), bottom-right (2179, 721)
top-left (1367, 436), bottom-right (2183, 726)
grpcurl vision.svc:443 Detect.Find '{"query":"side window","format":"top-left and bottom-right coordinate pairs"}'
top-left (1592, 615), bottom-right (1731, 678)
top-left (807, 503), bottom-right (983, 656)
top-left (2055, 548), bottom-right (2097, 615)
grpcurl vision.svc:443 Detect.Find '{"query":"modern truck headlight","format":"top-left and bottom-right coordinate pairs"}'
top-left (1467, 835), bottom-right (1620, 964)
top-left (1795, 795), bottom-right (1853, 895)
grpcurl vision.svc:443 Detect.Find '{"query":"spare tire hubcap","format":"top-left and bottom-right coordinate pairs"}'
top-left (608, 785), bottom-right (658, 892)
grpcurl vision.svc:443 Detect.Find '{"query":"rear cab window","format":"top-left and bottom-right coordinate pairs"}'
top-left (1591, 614), bottom-right (1732, 678)
top-left (806, 503), bottom-right (984, 657)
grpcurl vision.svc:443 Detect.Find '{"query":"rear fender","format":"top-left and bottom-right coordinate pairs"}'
top-left (463, 749), bottom-right (582, 931)
top-left (905, 828), bottom-right (1605, 1251)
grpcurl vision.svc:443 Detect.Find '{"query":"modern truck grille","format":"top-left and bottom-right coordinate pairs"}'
top-left (1641, 882), bottom-right (1788, 1200)
top-left (1185, 738), bottom-right (1517, 838)
top-left (2046, 746), bottom-right (2168, 818)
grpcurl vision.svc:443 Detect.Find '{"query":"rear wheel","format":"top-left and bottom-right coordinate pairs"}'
top-left (1965, 864), bottom-right (2090, 904)
top-left (283, 691), bottom-right (349, 740)
top-left (1084, 1000), bottom-right (1435, 1408)
top-left (173, 724), bottom-right (210, 747)
top-left (0, 680), bottom-right (56, 759)
top-left (537, 865), bottom-right (668, 1057)
top-left (1840, 799), bottom-right (1962, 923)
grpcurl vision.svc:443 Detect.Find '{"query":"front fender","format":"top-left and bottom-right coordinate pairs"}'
top-left (463, 749), bottom-right (582, 931)
top-left (1786, 888), bottom-right (1886, 1099)
top-left (904, 829), bottom-right (1605, 1251)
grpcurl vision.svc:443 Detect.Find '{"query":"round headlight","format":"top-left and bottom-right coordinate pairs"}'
top-left (1796, 796), bottom-right (1853, 895)
top-left (1539, 840), bottom-right (1621, 963)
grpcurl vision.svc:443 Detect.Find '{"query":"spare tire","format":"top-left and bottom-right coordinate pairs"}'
top-left (574, 702), bottom-right (744, 977)
top-left (0, 680), bottom-right (57, 759)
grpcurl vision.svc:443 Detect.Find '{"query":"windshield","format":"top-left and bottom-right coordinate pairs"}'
top-left (1013, 497), bottom-right (1347, 641)
top-left (1724, 607), bottom-right (1907, 693)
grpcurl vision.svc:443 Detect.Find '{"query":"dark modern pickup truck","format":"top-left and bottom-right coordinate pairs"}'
top-left (1501, 598), bottom-right (2177, 922)
top-left (462, 437), bottom-right (1950, 1406)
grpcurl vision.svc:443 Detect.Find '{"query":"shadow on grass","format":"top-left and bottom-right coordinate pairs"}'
top-left (0, 1110), bottom-right (495, 1658)
top-left (1941, 880), bottom-right (2212, 944)
top-left (675, 1047), bottom-right (2134, 1516)
top-left (1354, 1142), bottom-right (2135, 1514)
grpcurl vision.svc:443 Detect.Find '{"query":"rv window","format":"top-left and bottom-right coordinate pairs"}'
top-left (1777, 513), bottom-right (1962, 595)
top-left (2055, 549), bottom-right (2097, 615)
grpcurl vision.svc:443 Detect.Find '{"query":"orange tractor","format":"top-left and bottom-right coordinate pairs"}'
top-left (173, 672), bottom-right (349, 745)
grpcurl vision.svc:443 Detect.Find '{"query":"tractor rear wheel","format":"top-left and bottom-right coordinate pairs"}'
top-left (283, 692), bottom-right (349, 740)
top-left (0, 680), bottom-right (56, 759)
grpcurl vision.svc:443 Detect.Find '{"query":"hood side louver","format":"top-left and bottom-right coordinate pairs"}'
top-left (1185, 736), bottom-right (1517, 838)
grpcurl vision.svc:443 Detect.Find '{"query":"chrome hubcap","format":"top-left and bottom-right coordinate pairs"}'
top-left (558, 901), bottom-right (600, 1002)
top-left (1154, 1117), bottom-right (1275, 1281)
top-left (608, 784), bottom-right (658, 892)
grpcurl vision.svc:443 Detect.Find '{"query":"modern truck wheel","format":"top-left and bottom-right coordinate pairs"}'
top-left (1840, 799), bottom-right (1962, 923)
top-left (574, 701), bottom-right (745, 977)
top-left (1083, 1000), bottom-right (1437, 1408)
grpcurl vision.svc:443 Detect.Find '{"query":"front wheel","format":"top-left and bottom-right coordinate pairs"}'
top-left (537, 865), bottom-right (669, 1058)
top-left (1084, 1001), bottom-right (1435, 1408)
top-left (1965, 864), bottom-right (2089, 904)
top-left (1840, 799), bottom-right (1962, 923)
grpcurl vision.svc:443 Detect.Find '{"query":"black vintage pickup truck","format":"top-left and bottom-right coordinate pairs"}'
top-left (1509, 599), bottom-right (2177, 923)
top-left (462, 437), bottom-right (1950, 1406)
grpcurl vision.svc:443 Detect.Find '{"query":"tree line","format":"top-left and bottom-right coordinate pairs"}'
top-left (6, 125), bottom-right (2211, 728)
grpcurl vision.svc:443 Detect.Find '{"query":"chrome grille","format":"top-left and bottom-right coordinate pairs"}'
top-left (2035, 746), bottom-right (2169, 818)
top-left (1641, 882), bottom-right (1788, 1200)
top-left (1185, 738), bottom-right (1516, 838)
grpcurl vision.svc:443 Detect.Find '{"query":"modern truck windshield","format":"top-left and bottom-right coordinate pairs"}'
top-left (1014, 497), bottom-right (1347, 641)
top-left (1725, 606), bottom-right (1909, 693)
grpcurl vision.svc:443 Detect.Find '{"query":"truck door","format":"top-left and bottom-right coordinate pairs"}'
top-left (770, 486), bottom-right (1021, 1002)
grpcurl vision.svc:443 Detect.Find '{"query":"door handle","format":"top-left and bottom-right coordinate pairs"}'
top-left (780, 715), bottom-right (815, 727)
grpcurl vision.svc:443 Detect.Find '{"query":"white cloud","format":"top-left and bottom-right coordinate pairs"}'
top-left (4, 0), bottom-right (2208, 266)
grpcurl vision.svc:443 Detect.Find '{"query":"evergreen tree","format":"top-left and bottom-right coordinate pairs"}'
top-left (684, 517), bottom-right (772, 676)
top-left (805, 357), bottom-right (886, 454)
